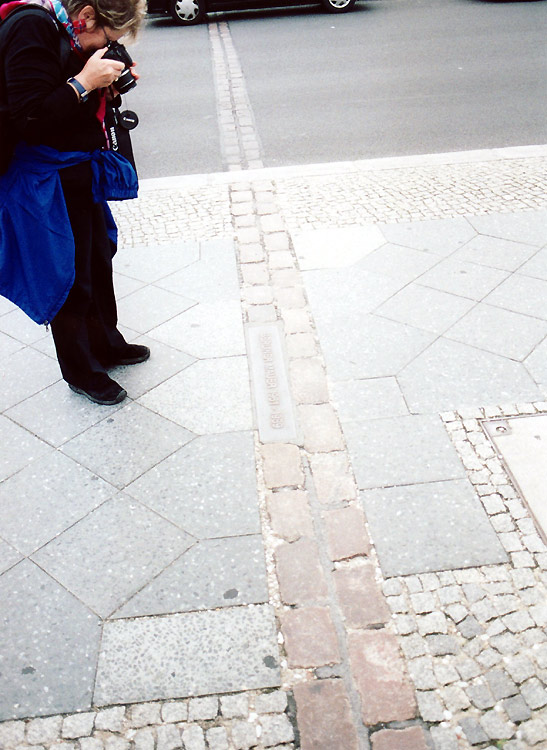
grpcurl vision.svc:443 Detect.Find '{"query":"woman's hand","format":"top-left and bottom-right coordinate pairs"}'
top-left (74, 48), bottom-right (125, 93)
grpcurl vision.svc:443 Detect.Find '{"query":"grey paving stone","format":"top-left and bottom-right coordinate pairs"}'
top-left (0, 346), bottom-right (60, 411)
top-left (485, 669), bottom-right (518, 700)
top-left (292, 225), bottom-right (385, 270)
top-left (4, 379), bottom-right (124, 447)
top-left (113, 240), bottom-right (199, 283)
top-left (445, 303), bottom-right (547, 361)
top-left (345, 414), bottom-right (465, 490)
top-left (303, 307), bottom-right (434, 381)
top-left (356, 241), bottom-right (441, 284)
top-left (112, 271), bottom-right (146, 299)
top-left (148, 300), bottom-right (245, 359)
top-left (426, 635), bottom-right (459, 656)
top-left (0, 330), bottom-right (24, 358)
top-left (467, 683), bottom-right (496, 710)
top-left (525, 335), bottom-right (547, 389)
top-left (115, 535), bottom-right (268, 617)
top-left (518, 246), bottom-right (547, 281)
top-left (467, 210), bottom-right (547, 247)
top-left (456, 615), bottom-right (484, 639)
top-left (94, 604), bottom-right (280, 705)
top-left (380, 216), bottom-right (476, 256)
top-left (330, 377), bottom-right (408, 422)
top-left (117, 285), bottom-right (196, 334)
top-left (0, 560), bottom-right (100, 720)
top-left (485, 274), bottom-right (547, 321)
top-left (61, 403), bottom-right (193, 489)
top-left (455, 234), bottom-right (540, 272)
top-left (459, 715), bottom-right (489, 746)
top-left (0, 308), bottom-right (50, 345)
top-left (126, 432), bottom-right (259, 538)
top-left (418, 257), bottom-right (509, 301)
top-left (503, 695), bottom-right (532, 723)
top-left (0, 539), bottom-right (21, 575)
top-left (0, 414), bottom-right (53, 482)
top-left (399, 338), bottom-right (542, 414)
top-left (361, 480), bottom-right (507, 576)
top-left (33, 494), bottom-right (193, 618)
top-left (0, 452), bottom-right (115, 555)
top-left (138, 357), bottom-right (252, 435)
top-left (375, 283), bottom-right (475, 335)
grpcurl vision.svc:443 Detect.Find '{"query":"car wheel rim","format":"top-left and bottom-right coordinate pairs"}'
top-left (174, 0), bottom-right (200, 20)
top-left (327, 0), bottom-right (351, 7)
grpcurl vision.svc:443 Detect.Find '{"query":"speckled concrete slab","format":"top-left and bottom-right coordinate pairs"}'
top-left (0, 560), bottom-right (101, 720)
top-left (94, 604), bottom-right (280, 705)
top-left (361, 480), bottom-right (508, 576)
top-left (114, 535), bottom-right (268, 618)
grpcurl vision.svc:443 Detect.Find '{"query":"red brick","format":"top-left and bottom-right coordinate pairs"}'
top-left (349, 630), bottom-right (417, 725)
top-left (333, 563), bottom-right (390, 628)
top-left (294, 680), bottom-right (359, 750)
top-left (309, 452), bottom-right (356, 506)
top-left (371, 727), bottom-right (429, 750)
top-left (324, 505), bottom-right (371, 560)
top-left (281, 607), bottom-right (340, 668)
top-left (275, 537), bottom-right (327, 605)
top-left (266, 489), bottom-right (314, 542)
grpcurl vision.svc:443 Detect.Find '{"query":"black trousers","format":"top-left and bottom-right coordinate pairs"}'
top-left (51, 186), bottom-right (126, 390)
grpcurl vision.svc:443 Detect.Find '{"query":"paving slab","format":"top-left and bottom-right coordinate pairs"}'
top-left (0, 540), bottom-right (22, 575)
top-left (355, 242), bottom-right (440, 284)
top-left (291, 225), bottom-right (385, 270)
top-left (484, 274), bottom-right (547, 321)
top-left (113, 241), bottom-right (200, 283)
top-left (32, 494), bottom-right (193, 618)
top-left (418, 257), bottom-right (510, 300)
top-left (0, 560), bottom-right (101, 720)
top-left (331, 377), bottom-right (409, 421)
top-left (116, 285), bottom-right (196, 334)
top-left (361, 480), bottom-right (508, 576)
top-left (343, 414), bottom-right (466, 489)
top-left (0, 451), bottom-right (115, 555)
top-left (0, 414), bottom-right (53, 482)
top-left (518, 246), bottom-right (547, 281)
top-left (0, 347), bottom-right (60, 412)
top-left (466, 209), bottom-right (547, 246)
top-left (454, 234), bottom-right (540, 272)
top-left (125, 432), bottom-right (259, 538)
top-left (94, 605), bottom-right (280, 706)
top-left (380, 216), bottom-right (476, 256)
top-left (115, 535), bottom-right (268, 618)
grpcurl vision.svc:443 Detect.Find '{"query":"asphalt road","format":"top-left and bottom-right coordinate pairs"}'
top-left (124, 0), bottom-right (547, 178)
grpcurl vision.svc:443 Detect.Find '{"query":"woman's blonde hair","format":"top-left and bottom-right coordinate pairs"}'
top-left (64, 0), bottom-right (145, 39)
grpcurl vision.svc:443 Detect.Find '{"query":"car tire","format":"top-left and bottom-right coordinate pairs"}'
top-left (321, 0), bottom-right (356, 12)
top-left (169, 0), bottom-right (206, 24)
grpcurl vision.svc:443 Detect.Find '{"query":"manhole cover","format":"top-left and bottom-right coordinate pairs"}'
top-left (483, 414), bottom-right (547, 542)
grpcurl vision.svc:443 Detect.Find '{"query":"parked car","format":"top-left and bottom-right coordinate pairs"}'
top-left (147, 0), bottom-right (357, 26)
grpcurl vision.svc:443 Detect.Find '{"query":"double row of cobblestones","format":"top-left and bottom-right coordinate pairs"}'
top-left (0, 692), bottom-right (295, 750)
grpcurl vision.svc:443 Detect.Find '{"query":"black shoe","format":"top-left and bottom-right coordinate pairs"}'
top-left (68, 379), bottom-right (127, 405)
top-left (106, 344), bottom-right (151, 367)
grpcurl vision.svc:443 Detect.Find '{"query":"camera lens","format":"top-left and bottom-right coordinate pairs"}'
top-left (115, 68), bottom-right (137, 94)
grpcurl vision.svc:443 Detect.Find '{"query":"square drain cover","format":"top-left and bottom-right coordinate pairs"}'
top-left (483, 414), bottom-right (547, 541)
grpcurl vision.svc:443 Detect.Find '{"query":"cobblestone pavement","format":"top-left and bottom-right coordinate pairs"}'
top-left (1, 146), bottom-right (547, 750)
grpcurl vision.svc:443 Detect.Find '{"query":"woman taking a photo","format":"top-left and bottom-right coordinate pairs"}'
top-left (0, 0), bottom-right (149, 405)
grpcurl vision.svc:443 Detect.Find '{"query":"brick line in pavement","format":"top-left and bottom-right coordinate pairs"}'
top-left (232, 181), bottom-right (430, 750)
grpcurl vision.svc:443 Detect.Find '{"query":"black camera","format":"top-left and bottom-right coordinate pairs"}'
top-left (103, 41), bottom-right (137, 94)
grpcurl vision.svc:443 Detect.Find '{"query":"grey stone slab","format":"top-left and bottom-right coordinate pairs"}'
top-left (518, 246), bottom-right (547, 281)
top-left (138, 357), bottom-right (252, 435)
top-left (446, 303), bottom-right (547, 361)
top-left (0, 560), bottom-right (101, 720)
top-left (32, 494), bottom-right (193, 618)
top-left (344, 414), bottom-right (465, 490)
top-left (361, 480), bottom-right (507, 576)
top-left (418, 258), bottom-right (510, 301)
top-left (0, 295), bottom-right (17, 315)
top-left (113, 241), bottom-right (199, 283)
top-left (292, 225), bottom-right (385, 270)
top-left (126, 432), bottom-right (260, 538)
top-left (525, 336), bottom-right (547, 389)
top-left (312, 313), bottom-right (435, 381)
top-left (0, 347), bottom-right (60, 411)
top-left (148, 300), bottom-right (246, 359)
top-left (375, 283), bottom-right (475, 334)
top-left (380, 217), bottom-right (476, 256)
top-left (0, 308), bottom-right (49, 345)
top-left (94, 604), bottom-right (280, 706)
top-left (107, 335), bottom-right (195, 401)
top-left (0, 415), bottom-right (53, 482)
top-left (467, 209), bottom-right (547, 247)
top-left (399, 338), bottom-right (542, 414)
top-left (331, 377), bottom-right (409, 421)
top-left (455, 235), bottom-right (540, 272)
top-left (61, 403), bottom-right (193, 488)
top-left (0, 539), bottom-right (22, 574)
top-left (355, 242), bottom-right (441, 284)
top-left (0, 452), bottom-right (115, 555)
top-left (115, 535), bottom-right (268, 618)
top-left (156, 243), bottom-right (240, 303)
top-left (117, 285), bottom-right (196, 334)
top-left (113, 272), bottom-right (146, 299)
top-left (0, 331), bottom-right (24, 358)
top-left (5, 379), bottom-right (124, 447)
top-left (484, 274), bottom-right (547, 321)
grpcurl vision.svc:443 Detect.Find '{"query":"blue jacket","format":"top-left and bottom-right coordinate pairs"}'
top-left (0, 144), bottom-right (138, 324)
